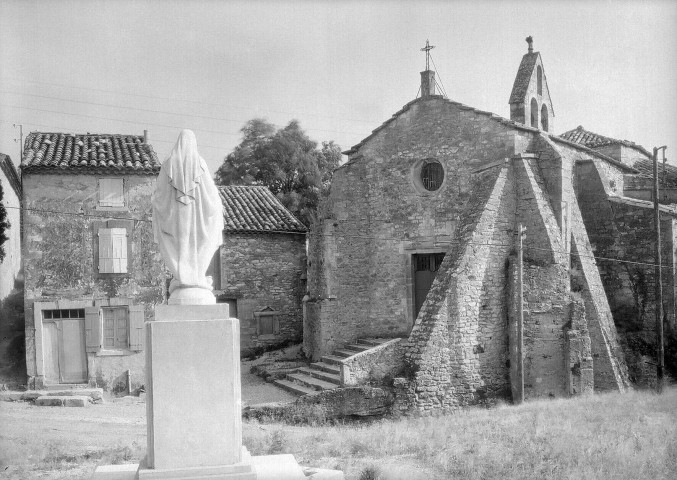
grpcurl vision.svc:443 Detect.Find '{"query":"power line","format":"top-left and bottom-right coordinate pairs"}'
top-left (0, 119), bottom-right (227, 151)
top-left (0, 99), bottom-right (370, 139)
top-left (2, 77), bottom-right (382, 126)
top-left (6, 204), bottom-right (670, 269)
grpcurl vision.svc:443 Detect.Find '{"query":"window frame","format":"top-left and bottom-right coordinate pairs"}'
top-left (97, 177), bottom-right (126, 210)
top-left (412, 158), bottom-right (446, 195)
top-left (253, 308), bottom-right (281, 338)
top-left (92, 219), bottom-right (133, 278)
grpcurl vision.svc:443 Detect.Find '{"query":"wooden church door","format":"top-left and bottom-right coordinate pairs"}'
top-left (413, 253), bottom-right (446, 321)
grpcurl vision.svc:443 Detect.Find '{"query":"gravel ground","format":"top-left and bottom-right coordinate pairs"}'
top-left (0, 360), bottom-right (299, 480)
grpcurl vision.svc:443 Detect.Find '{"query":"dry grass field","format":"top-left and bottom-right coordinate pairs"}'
top-left (1, 387), bottom-right (676, 480)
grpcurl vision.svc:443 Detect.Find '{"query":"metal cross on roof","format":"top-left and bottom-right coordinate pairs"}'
top-left (421, 39), bottom-right (435, 71)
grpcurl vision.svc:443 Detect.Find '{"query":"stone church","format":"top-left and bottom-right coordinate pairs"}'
top-left (305, 38), bottom-right (675, 412)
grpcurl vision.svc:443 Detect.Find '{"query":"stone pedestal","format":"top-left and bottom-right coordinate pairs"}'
top-left (142, 304), bottom-right (245, 474)
top-left (92, 303), bottom-right (343, 480)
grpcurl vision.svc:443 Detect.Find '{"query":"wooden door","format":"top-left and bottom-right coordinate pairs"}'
top-left (42, 313), bottom-right (88, 384)
top-left (413, 253), bottom-right (446, 321)
top-left (59, 319), bottom-right (88, 383)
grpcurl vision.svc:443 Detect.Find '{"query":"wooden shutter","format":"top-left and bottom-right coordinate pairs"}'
top-left (99, 178), bottom-right (124, 207)
top-left (110, 228), bottom-right (128, 273)
top-left (84, 307), bottom-right (101, 352)
top-left (98, 228), bottom-right (113, 273)
top-left (273, 316), bottom-right (280, 335)
top-left (128, 305), bottom-right (145, 352)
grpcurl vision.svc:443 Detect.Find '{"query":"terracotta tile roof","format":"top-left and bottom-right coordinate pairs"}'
top-left (218, 185), bottom-right (306, 234)
top-left (549, 136), bottom-right (638, 173)
top-left (628, 159), bottom-right (677, 188)
top-left (509, 52), bottom-right (539, 104)
top-left (20, 132), bottom-right (160, 174)
top-left (559, 125), bottom-right (651, 157)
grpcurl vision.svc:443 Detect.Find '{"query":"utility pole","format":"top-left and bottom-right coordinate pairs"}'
top-left (653, 145), bottom-right (668, 393)
top-left (516, 224), bottom-right (526, 404)
top-left (13, 123), bottom-right (23, 160)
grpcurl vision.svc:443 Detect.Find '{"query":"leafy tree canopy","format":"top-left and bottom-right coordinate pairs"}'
top-left (215, 119), bottom-right (341, 226)
top-left (0, 179), bottom-right (10, 263)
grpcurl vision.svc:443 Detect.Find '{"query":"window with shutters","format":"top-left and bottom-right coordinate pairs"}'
top-left (98, 228), bottom-right (128, 273)
top-left (98, 178), bottom-right (124, 208)
top-left (85, 301), bottom-right (144, 354)
top-left (254, 307), bottom-right (280, 338)
top-left (103, 307), bottom-right (128, 349)
top-left (93, 219), bottom-right (132, 277)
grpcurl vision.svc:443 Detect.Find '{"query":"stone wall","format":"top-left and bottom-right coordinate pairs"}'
top-left (340, 338), bottom-right (403, 386)
top-left (575, 160), bottom-right (676, 385)
top-left (216, 232), bottom-right (305, 352)
top-left (22, 173), bottom-right (164, 389)
top-left (306, 97), bottom-right (523, 360)
top-left (0, 156), bottom-right (23, 384)
top-left (395, 164), bottom-right (512, 413)
top-left (0, 157), bottom-right (21, 302)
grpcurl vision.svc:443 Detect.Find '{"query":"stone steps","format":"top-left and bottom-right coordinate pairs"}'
top-left (1, 388), bottom-right (104, 403)
top-left (320, 355), bottom-right (346, 365)
top-left (309, 362), bottom-right (340, 375)
top-left (285, 373), bottom-right (338, 391)
top-left (333, 349), bottom-right (357, 358)
top-left (35, 395), bottom-right (90, 407)
top-left (271, 338), bottom-right (396, 398)
top-left (343, 344), bottom-right (371, 353)
top-left (295, 367), bottom-right (341, 385)
top-left (272, 379), bottom-right (317, 397)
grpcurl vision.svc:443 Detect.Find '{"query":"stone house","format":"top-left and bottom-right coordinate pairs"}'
top-left (560, 125), bottom-right (677, 386)
top-left (0, 153), bottom-right (23, 383)
top-left (306, 39), bottom-right (674, 413)
top-left (212, 185), bottom-right (307, 354)
top-left (21, 132), bottom-right (164, 391)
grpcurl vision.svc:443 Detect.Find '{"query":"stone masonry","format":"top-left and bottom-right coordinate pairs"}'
top-left (308, 42), bottom-right (640, 413)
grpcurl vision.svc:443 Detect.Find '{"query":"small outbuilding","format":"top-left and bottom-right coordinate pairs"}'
top-left (211, 185), bottom-right (307, 354)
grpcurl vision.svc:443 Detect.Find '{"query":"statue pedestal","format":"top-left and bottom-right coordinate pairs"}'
top-left (143, 305), bottom-right (244, 471)
top-left (92, 304), bottom-right (343, 480)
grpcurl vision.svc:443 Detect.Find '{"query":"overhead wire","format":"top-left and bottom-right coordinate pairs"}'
top-left (0, 77), bottom-right (382, 125)
top-left (4, 204), bottom-right (670, 269)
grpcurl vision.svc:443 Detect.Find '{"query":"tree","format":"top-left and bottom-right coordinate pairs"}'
top-left (0, 178), bottom-right (10, 263)
top-left (215, 119), bottom-right (341, 226)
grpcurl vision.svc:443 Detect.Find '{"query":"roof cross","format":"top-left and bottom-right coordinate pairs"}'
top-left (421, 39), bottom-right (435, 71)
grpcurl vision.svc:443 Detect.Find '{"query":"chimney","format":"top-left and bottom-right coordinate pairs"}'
top-left (143, 129), bottom-right (148, 143)
top-left (420, 70), bottom-right (436, 98)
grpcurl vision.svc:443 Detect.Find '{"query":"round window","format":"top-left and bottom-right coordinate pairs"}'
top-left (421, 161), bottom-right (444, 191)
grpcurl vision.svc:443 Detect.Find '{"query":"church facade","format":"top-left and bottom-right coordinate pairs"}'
top-left (305, 38), bottom-right (674, 412)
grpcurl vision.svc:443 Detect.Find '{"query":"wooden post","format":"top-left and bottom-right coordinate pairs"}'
top-left (516, 224), bottom-right (526, 403)
top-left (653, 147), bottom-right (665, 393)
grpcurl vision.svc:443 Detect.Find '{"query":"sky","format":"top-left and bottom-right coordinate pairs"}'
top-left (1, 0), bottom-right (676, 174)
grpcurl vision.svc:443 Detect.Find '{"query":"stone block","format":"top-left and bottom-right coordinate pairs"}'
top-left (35, 396), bottom-right (64, 406)
top-left (64, 396), bottom-right (90, 407)
top-left (145, 306), bottom-right (242, 470)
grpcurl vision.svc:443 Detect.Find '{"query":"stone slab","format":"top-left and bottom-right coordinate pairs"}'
top-left (137, 462), bottom-right (256, 479)
top-left (154, 303), bottom-right (229, 322)
top-left (35, 395), bottom-right (90, 407)
top-left (146, 309), bottom-right (241, 470)
top-left (93, 455), bottom-right (342, 480)
top-left (91, 464), bottom-right (139, 480)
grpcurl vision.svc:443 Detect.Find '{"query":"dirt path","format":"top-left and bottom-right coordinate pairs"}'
top-left (0, 368), bottom-right (297, 479)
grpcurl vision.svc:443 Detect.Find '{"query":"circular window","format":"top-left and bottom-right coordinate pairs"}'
top-left (421, 161), bottom-right (444, 191)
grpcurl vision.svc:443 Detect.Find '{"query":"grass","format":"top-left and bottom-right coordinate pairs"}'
top-left (1, 387), bottom-right (675, 479)
top-left (243, 387), bottom-right (677, 480)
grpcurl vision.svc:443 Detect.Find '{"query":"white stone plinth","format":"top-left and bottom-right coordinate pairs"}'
top-left (167, 287), bottom-right (216, 305)
top-left (146, 304), bottom-right (241, 470)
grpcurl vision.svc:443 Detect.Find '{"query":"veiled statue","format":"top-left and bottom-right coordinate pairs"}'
top-left (151, 129), bottom-right (224, 304)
